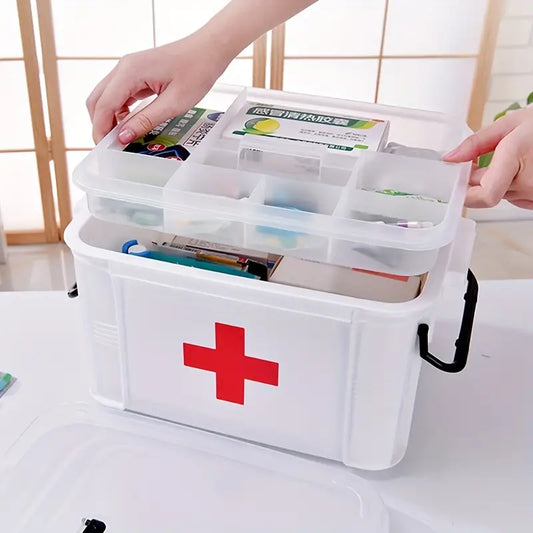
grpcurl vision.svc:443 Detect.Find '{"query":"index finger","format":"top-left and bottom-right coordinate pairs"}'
top-left (444, 114), bottom-right (517, 163)
top-left (86, 64), bottom-right (118, 121)
top-left (92, 78), bottom-right (132, 143)
top-left (464, 134), bottom-right (520, 208)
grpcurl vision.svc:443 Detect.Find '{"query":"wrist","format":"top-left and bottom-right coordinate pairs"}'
top-left (162, 29), bottom-right (235, 82)
top-left (194, 21), bottom-right (248, 66)
top-left (173, 27), bottom-right (240, 80)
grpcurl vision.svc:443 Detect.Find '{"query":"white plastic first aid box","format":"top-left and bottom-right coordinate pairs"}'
top-left (63, 85), bottom-right (479, 473)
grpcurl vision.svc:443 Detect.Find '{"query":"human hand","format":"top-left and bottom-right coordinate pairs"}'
top-left (86, 0), bottom-right (319, 145)
top-left (443, 106), bottom-right (533, 209)
top-left (86, 35), bottom-right (231, 145)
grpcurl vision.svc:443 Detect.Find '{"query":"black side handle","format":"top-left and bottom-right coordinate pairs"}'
top-left (418, 269), bottom-right (478, 373)
top-left (67, 282), bottom-right (78, 298)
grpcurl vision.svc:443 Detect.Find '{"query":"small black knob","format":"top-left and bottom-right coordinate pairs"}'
top-left (82, 518), bottom-right (106, 533)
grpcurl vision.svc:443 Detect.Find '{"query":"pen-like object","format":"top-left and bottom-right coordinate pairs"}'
top-left (152, 243), bottom-right (268, 280)
top-left (0, 372), bottom-right (14, 398)
top-left (368, 220), bottom-right (433, 228)
top-left (152, 243), bottom-right (242, 266)
top-left (393, 221), bottom-right (433, 228)
top-left (122, 241), bottom-right (260, 279)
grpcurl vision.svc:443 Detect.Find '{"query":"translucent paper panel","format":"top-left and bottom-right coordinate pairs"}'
top-left (285, 0), bottom-right (386, 56)
top-left (489, 73), bottom-right (533, 102)
top-left (0, 62), bottom-right (33, 150)
top-left (0, 153), bottom-right (44, 231)
top-left (0, 0), bottom-right (23, 57)
top-left (283, 59), bottom-right (378, 102)
top-left (66, 150), bottom-right (90, 208)
top-left (218, 58), bottom-right (253, 86)
top-left (58, 60), bottom-right (118, 148)
top-left (154, 0), bottom-right (253, 56)
top-left (378, 58), bottom-right (477, 117)
top-left (52, 0), bottom-right (154, 56)
top-left (506, 0), bottom-right (533, 16)
top-left (384, 0), bottom-right (487, 55)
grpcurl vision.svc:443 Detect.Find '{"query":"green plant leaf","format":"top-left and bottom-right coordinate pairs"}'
top-left (527, 91), bottom-right (533, 106)
top-left (478, 151), bottom-right (494, 168)
top-left (494, 101), bottom-right (521, 121)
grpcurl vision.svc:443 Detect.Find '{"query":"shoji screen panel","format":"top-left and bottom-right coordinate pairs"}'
top-left (275, 0), bottom-right (383, 96)
top-left (277, 0), bottom-right (502, 129)
top-left (380, 0), bottom-right (488, 118)
top-left (1, 0), bottom-right (57, 244)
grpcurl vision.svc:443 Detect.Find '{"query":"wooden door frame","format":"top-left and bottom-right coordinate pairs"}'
top-left (7, 0), bottom-right (59, 245)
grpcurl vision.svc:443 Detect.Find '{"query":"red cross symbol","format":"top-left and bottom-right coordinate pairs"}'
top-left (183, 323), bottom-right (279, 405)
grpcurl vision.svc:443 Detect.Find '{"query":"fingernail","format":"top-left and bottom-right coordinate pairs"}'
top-left (118, 128), bottom-right (135, 144)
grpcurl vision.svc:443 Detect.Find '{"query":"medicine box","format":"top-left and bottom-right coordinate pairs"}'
top-left (65, 84), bottom-right (477, 471)
top-left (269, 256), bottom-right (423, 302)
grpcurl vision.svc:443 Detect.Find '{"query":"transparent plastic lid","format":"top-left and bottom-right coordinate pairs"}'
top-left (0, 403), bottom-right (389, 532)
top-left (73, 85), bottom-right (471, 274)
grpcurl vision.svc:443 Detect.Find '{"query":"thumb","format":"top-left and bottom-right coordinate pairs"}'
top-left (463, 131), bottom-right (520, 208)
top-left (443, 114), bottom-right (518, 163)
top-left (117, 91), bottom-right (180, 145)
